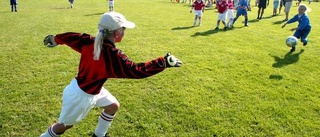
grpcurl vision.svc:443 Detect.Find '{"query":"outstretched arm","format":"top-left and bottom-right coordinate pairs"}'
top-left (43, 32), bottom-right (93, 53)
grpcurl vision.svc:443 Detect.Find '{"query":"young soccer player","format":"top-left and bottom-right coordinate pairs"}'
top-left (231, 0), bottom-right (249, 27)
top-left (226, 0), bottom-right (234, 27)
top-left (283, 0), bottom-right (292, 21)
top-left (282, 4), bottom-right (311, 52)
top-left (190, 0), bottom-right (206, 26)
top-left (272, 0), bottom-right (279, 16)
top-left (10, 0), bottom-right (17, 12)
top-left (257, 0), bottom-right (269, 19)
top-left (69, 0), bottom-right (74, 8)
top-left (40, 12), bottom-right (182, 137)
top-left (108, 0), bottom-right (114, 11)
top-left (215, 0), bottom-right (229, 30)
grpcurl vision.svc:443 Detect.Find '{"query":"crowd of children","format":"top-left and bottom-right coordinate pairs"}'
top-left (173, 0), bottom-right (312, 52)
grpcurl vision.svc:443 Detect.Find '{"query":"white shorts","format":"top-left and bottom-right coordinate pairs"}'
top-left (227, 9), bottom-right (234, 20)
top-left (284, 1), bottom-right (292, 13)
top-left (218, 12), bottom-right (227, 21)
top-left (58, 78), bottom-right (118, 126)
top-left (109, 1), bottom-right (114, 6)
top-left (194, 10), bottom-right (203, 17)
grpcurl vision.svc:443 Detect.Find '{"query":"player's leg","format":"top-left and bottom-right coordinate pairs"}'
top-left (198, 11), bottom-right (203, 26)
top-left (221, 12), bottom-right (227, 30)
top-left (232, 10), bottom-right (242, 27)
top-left (257, 7), bottom-right (261, 19)
top-left (41, 79), bottom-right (95, 137)
top-left (260, 8), bottom-right (265, 19)
top-left (40, 124), bottom-right (73, 137)
top-left (193, 15), bottom-right (197, 26)
top-left (215, 20), bottom-right (220, 30)
top-left (244, 15), bottom-right (248, 26)
top-left (299, 29), bottom-right (311, 46)
top-left (93, 87), bottom-right (120, 137)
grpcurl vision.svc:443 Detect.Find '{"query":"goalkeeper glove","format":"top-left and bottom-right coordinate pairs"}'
top-left (43, 35), bottom-right (57, 47)
top-left (165, 52), bottom-right (182, 67)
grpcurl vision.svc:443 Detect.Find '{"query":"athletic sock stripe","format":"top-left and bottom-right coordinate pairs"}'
top-left (48, 126), bottom-right (56, 137)
top-left (100, 113), bottom-right (114, 122)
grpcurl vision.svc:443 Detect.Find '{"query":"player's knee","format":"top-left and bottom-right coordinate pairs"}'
top-left (103, 102), bottom-right (120, 114)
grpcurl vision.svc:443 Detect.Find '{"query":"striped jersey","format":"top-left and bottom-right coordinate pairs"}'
top-left (54, 32), bottom-right (167, 95)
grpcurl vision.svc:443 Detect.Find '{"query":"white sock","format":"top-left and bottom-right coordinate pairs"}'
top-left (40, 126), bottom-right (59, 137)
top-left (94, 111), bottom-right (115, 137)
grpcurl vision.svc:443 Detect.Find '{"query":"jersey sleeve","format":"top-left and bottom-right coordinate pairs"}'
top-left (54, 32), bottom-right (92, 53)
top-left (103, 48), bottom-right (167, 79)
top-left (287, 15), bottom-right (299, 24)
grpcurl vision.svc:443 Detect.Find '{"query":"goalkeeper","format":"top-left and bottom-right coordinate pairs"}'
top-left (41, 12), bottom-right (182, 137)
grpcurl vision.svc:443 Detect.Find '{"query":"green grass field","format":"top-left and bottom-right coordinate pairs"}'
top-left (0, 0), bottom-right (319, 136)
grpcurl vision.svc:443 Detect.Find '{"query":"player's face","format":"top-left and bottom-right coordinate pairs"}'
top-left (115, 27), bottom-right (125, 43)
top-left (298, 6), bottom-right (306, 14)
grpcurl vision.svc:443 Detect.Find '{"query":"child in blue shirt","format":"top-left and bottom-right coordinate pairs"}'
top-left (282, 4), bottom-right (311, 52)
top-left (231, 0), bottom-right (249, 27)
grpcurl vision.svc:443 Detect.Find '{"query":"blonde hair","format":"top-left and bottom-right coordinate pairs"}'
top-left (93, 25), bottom-right (106, 60)
top-left (299, 4), bottom-right (311, 13)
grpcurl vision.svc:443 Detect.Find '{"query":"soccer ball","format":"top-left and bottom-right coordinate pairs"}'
top-left (286, 36), bottom-right (298, 47)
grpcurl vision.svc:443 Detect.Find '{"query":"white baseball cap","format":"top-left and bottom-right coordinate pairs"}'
top-left (99, 12), bottom-right (135, 31)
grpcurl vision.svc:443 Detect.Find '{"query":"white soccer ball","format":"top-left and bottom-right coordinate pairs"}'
top-left (286, 36), bottom-right (298, 47)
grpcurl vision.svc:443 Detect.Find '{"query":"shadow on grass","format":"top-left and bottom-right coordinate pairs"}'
top-left (270, 49), bottom-right (304, 68)
top-left (172, 26), bottom-right (194, 30)
top-left (84, 13), bottom-right (104, 16)
top-left (51, 7), bottom-right (69, 9)
top-left (269, 74), bottom-right (283, 80)
top-left (191, 26), bottom-right (243, 37)
top-left (261, 15), bottom-right (275, 20)
top-left (191, 29), bottom-right (219, 37)
top-left (273, 19), bottom-right (287, 25)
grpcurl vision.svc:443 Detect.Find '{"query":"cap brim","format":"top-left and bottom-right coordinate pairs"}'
top-left (122, 21), bottom-right (135, 29)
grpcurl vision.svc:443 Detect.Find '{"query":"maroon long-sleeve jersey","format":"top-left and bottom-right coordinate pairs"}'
top-left (54, 32), bottom-right (167, 95)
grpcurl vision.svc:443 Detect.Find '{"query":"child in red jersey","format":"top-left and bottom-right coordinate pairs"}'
top-left (215, 0), bottom-right (229, 30)
top-left (226, 0), bottom-right (234, 28)
top-left (190, 0), bottom-right (206, 26)
top-left (40, 12), bottom-right (182, 137)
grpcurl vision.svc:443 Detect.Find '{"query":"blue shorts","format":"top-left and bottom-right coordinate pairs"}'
top-left (273, 1), bottom-right (279, 9)
top-left (10, 0), bottom-right (17, 5)
top-left (236, 8), bottom-right (247, 16)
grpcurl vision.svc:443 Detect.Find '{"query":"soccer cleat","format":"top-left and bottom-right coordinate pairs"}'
top-left (224, 27), bottom-right (227, 31)
top-left (214, 27), bottom-right (219, 30)
top-left (303, 42), bottom-right (307, 46)
top-left (290, 47), bottom-right (296, 52)
top-left (244, 25), bottom-right (249, 27)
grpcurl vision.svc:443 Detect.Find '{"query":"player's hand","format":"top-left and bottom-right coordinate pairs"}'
top-left (290, 28), bottom-right (297, 31)
top-left (165, 52), bottom-right (182, 67)
top-left (43, 35), bottom-right (57, 47)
